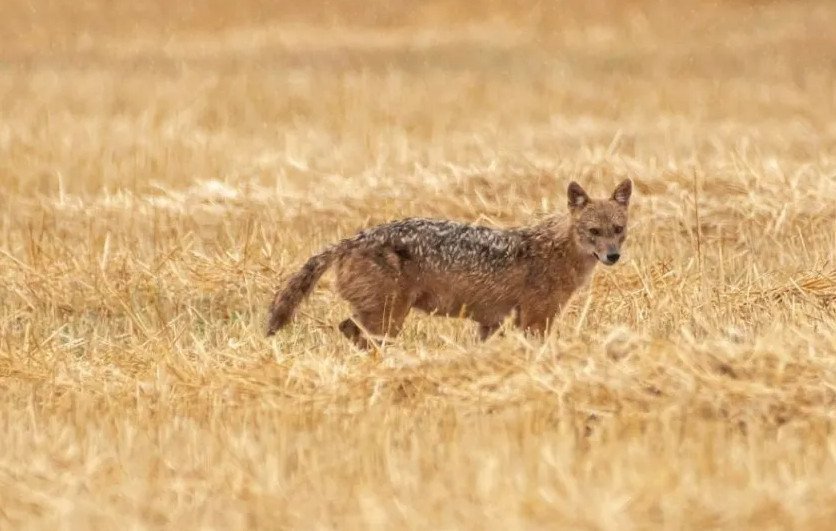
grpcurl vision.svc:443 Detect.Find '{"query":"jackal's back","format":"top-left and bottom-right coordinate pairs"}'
top-left (356, 218), bottom-right (526, 273)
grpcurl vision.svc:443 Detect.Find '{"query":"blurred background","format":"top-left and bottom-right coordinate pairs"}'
top-left (3, 0), bottom-right (834, 197)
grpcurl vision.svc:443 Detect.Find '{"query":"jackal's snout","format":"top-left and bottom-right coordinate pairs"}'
top-left (594, 245), bottom-right (622, 265)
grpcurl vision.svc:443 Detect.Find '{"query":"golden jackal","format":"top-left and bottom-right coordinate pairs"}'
top-left (267, 179), bottom-right (632, 346)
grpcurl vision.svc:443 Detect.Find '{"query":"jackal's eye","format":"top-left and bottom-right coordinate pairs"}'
top-left (589, 228), bottom-right (601, 236)
top-left (613, 225), bottom-right (624, 235)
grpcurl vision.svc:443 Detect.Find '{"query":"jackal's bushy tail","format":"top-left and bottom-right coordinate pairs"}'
top-left (266, 246), bottom-right (340, 336)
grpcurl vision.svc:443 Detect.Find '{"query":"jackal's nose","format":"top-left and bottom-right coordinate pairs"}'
top-left (606, 253), bottom-right (620, 263)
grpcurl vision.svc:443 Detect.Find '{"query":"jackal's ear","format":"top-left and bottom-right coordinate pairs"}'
top-left (611, 178), bottom-right (632, 206)
top-left (567, 181), bottom-right (590, 209)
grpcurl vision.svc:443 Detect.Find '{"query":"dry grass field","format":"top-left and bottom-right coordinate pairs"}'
top-left (2, 0), bottom-right (836, 528)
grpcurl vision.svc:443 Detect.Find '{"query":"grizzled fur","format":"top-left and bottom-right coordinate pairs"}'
top-left (267, 179), bottom-right (632, 346)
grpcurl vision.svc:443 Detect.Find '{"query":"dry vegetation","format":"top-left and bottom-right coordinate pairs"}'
top-left (2, 0), bottom-right (836, 528)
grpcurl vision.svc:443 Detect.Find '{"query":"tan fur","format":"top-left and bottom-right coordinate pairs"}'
top-left (267, 179), bottom-right (632, 347)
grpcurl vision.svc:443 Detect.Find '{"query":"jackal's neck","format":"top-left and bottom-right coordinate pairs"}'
top-left (528, 215), bottom-right (597, 270)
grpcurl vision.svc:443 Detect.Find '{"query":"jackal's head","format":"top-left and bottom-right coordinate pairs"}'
top-left (567, 179), bottom-right (632, 266)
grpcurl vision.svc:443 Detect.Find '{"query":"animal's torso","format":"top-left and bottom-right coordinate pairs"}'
top-left (341, 217), bottom-right (595, 323)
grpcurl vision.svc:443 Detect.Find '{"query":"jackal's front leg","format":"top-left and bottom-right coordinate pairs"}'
top-left (516, 300), bottom-right (562, 337)
top-left (477, 322), bottom-right (501, 340)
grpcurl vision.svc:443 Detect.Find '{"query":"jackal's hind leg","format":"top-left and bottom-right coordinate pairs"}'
top-left (339, 318), bottom-right (363, 343)
top-left (339, 296), bottom-right (411, 348)
top-left (336, 248), bottom-right (413, 348)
